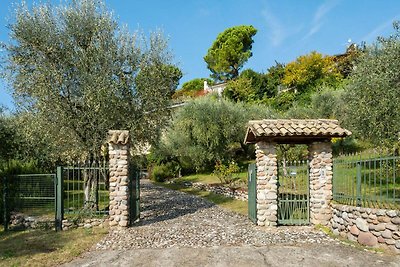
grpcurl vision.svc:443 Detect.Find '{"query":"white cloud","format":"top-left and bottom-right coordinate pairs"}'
top-left (304, 0), bottom-right (340, 39)
top-left (261, 7), bottom-right (285, 46)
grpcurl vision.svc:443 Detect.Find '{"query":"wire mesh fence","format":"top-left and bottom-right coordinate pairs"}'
top-left (3, 174), bottom-right (56, 230)
top-left (333, 155), bottom-right (400, 209)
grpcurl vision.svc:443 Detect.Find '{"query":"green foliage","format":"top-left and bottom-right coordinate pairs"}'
top-left (204, 25), bottom-right (257, 81)
top-left (340, 22), bottom-right (400, 146)
top-left (223, 76), bottom-right (255, 102)
top-left (161, 97), bottom-right (278, 172)
top-left (151, 162), bottom-right (179, 182)
top-left (336, 44), bottom-right (364, 78)
top-left (271, 91), bottom-right (296, 111)
top-left (173, 78), bottom-right (214, 99)
top-left (0, 110), bottom-right (19, 162)
top-left (265, 62), bottom-right (285, 98)
top-left (182, 78), bottom-right (214, 91)
top-left (213, 161), bottom-right (240, 186)
top-left (223, 69), bottom-right (274, 102)
top-left (2, 0), bottom-right (180, 162)
top-left (282, 51), bottom-right (343, 93)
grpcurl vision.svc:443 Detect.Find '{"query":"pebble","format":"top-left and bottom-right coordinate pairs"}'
top-left (95, 180), bottom-right (335, 250)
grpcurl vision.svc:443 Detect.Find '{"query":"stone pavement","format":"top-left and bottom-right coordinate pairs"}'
top-left (64, 180), bottom-right (400, 266)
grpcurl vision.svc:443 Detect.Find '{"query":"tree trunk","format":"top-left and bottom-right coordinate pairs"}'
top-left (83, 162), bottom-right (99, 212)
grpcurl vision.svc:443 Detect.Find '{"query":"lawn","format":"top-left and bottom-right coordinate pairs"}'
top-left (0, 226), bottom-right (107, 267)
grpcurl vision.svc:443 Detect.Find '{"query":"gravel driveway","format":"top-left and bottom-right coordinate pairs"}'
top-left (65, 179), bottom-right (400, 266)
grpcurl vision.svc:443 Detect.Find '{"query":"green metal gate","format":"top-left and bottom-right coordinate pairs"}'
top-left (277, 160), bottom-right (310, 225)
top-left (129, 166), bottom-right (140, 225)
top-left (248, 163), bottom-right (257, 224)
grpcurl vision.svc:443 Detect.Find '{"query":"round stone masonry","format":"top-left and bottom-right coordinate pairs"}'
top-left (255, 142), bottom-right (278, 227)
top-left (107, 130), bottom-right (131, 228)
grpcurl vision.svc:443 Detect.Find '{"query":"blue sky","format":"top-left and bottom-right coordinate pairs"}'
top-left (1, 0), bottom-right (400, 110)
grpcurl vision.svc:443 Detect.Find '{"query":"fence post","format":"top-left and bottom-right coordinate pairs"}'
top-left (356, 162), bottom-right (362, 207)
top-left (3, 176), bottom-right (8, 231)
top-left (56, 166), bottom-right (64, 231)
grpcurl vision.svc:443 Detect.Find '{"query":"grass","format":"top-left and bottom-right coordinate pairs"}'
top-left (159, 180), bottom-right (248, 216)
top-left (0, 226), bottom-right (107, 267)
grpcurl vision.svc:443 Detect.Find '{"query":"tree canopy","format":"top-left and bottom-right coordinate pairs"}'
top-left (341, 22), bottom-right (400, 146)
top-left (2, 0), bottom-right (181, 161)
top-left (282, 51), bottom-right (342, 93)
top-left (204, 25), bottom-right (257, 82)
top-left (161, 97), bottom-right (277, 171)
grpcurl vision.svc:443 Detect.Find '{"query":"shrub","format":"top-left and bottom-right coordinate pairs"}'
top-left (213, 161), bottom-right (241, 186)
top-left (150, 162), bottom-right (179, 182)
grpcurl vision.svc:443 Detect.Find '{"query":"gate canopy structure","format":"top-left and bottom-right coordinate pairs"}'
top-left (244, 119), bottom-right (351, 227)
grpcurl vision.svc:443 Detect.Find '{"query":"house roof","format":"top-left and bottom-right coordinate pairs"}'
top-left (244, 119), bottom-right (351, 144)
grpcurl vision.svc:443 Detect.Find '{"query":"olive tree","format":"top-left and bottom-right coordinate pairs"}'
top-left (1, 0), bottom-right (181, 209)
top-left (341, 22), bottom-right (400, 146)
top-left (163, 97), bottom-right (277, 171)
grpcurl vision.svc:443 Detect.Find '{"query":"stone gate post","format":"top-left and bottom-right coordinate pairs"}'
top-left (255, 141), bottom-right (278, 226)
top-left (308, 141), bottom-right (333, 226)
top-left (107, 130), bottom-right (130, 228)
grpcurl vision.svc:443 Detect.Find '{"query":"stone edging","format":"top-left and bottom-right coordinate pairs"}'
top-left (191, 182), bottom-right (248, 201)
top-left (62, 218), bottom-right (109, 230)
top-left (331, 203), bottom-right (400, 253)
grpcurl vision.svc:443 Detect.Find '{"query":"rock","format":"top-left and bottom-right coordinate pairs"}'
top-left (347, 232), bottom-right (357, 242)
top-left (374, 223), bottom-right (386, 231)
top-left (396, 240), bottom-right (400, 249)
top-left (84, 223), bottom-right (92, 229)
top-left (385, 239), bottom-right (396, 245)
top-left (358, 232), bottom-right (378, 247)
top-left (377, 216), bottom-right (390, 223)
top-left (371, 231), bottom-right (381, 237)
top-left (382, 229), bottom-right (392, 239)
top-left (386, 210), bottom-right (398, 218)
top-left (392, 232), bottom-right (400, 240)
top-left (391, 217), bottom-right (400, 225)
top-left (332, 229), bottom-right (340, 236)
top-left (377, 236), bottom-right (385, 243)
top-left (355, 218), bottom-right (369, 232)
top-left (386, 224), bottom-right (397, 231)
top-left (376, 210), bottom-right (386, 216)
top-left (350, 225), bottom-right (360, 236)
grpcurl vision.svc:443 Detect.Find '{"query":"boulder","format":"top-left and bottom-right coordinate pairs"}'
top-left (358, 232), bottom-right (378, 247)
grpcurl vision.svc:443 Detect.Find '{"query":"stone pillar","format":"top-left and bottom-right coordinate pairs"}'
top-left (308, 140), bottom-right (333, 226)
top-left (107, 130), bottom-right (130, 228)
top-left (255, 141), bottom-right (278, 226)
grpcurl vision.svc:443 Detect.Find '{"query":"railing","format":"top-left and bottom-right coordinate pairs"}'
top-left (61, 161), bottom-right (109, 217)
top-left (333, 155), bottom-right (400, 209)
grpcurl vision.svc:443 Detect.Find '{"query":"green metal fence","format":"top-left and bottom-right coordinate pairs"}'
top-left (277, 160), bottom-right (310, 225)
top-left (61, 161), bottom-right (109, 217)
top-left (333, 155), bottom-right (400, 209)
top-left (248, 163), bottom-right (257, 224)
top-left (129, 164), bottom-right (140, 225)
top-left (3, 174), bottom-right (56, 230)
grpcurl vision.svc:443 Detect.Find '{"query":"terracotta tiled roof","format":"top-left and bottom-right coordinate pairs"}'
top-left (244, 119), bottom-right (351, 144)
top-left (107, 130), bottom-right (130, 145)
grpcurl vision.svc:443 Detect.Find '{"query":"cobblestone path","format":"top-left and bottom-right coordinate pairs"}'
top-left (95, 180), bottom-right (336, 250)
